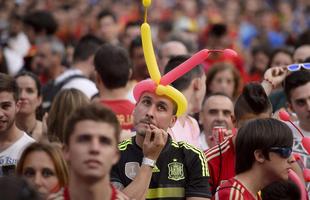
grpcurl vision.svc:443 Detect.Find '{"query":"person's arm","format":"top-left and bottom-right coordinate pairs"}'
top-left (122, 124), bottom-right (168, 199)
top-left (187, 197), bottom-right (210, 200)
top-left (261, 66), bottom-right (288, 95)
top-left (184, 144), bottom-right (212, 199)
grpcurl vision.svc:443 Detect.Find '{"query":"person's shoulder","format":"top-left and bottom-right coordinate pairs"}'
top-left (205, 136), bottom-right (234, 162)
top-left (171, 140), bottom-right (204, 154)
top-left (215, 179), bottom-right (244, 200)
top-left (19, 132), bottom-right (35, 143)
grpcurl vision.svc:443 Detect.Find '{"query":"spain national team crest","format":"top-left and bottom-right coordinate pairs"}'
top-left (125, 162), bottom-right (140, 180)
top-left (168, 159), bottom-right (185, 181)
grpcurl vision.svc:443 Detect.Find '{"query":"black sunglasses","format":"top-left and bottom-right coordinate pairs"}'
top-left (269, 147), bottom-right (292, 159)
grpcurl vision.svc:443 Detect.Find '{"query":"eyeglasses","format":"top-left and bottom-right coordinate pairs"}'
top-left (287, 63), bottom-right (310, 71)
top-left (269, 147), bottom-right (292, 159)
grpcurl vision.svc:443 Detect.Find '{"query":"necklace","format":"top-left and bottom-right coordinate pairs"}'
top-left (28, 120), bottom-right (38, 136)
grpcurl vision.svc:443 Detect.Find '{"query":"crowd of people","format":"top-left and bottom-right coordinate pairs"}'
top-left (0, 0), bottom-right (310, 199)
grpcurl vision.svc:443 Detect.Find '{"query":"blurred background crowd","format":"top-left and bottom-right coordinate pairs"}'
top-left (0, 0), bottom-right (309, 84)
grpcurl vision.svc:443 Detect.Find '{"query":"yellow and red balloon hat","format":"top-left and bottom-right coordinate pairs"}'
top-left (133, 0), bottom-right (237, 117)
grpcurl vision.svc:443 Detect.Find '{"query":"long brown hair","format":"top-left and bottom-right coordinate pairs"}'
top-left (47, 88), bottom-right (89, 143)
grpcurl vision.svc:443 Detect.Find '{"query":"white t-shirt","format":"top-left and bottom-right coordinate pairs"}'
top-left (198, 132), bottom-right (209, 152)
top-left (0, 132), bottom-right (35, 176)
top-left (56, 69), bottom-right (98, 99)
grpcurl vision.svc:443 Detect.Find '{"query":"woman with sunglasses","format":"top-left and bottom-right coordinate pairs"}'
top-left (214, 118), bottom-right (294, 200)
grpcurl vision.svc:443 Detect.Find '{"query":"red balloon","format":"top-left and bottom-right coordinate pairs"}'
top-left (302, 137), bottom-right (310, 155)
top-left (279, 110), bottom-right (290, 122)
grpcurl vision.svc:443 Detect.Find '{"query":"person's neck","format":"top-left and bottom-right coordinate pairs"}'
top-left (69, 173), bottom-right (112, 200)
top-left (73, 62), bottom-right (90, 77)
top-left (235, 168), bottom-right (267, 200)
top-left (50, 65), bottom-right (65, 80)
top-left (0, 124), bottom-right (23, 150)
top-left (16, 113), bottom-right (37, 134)
top-left (99, 86), bottom-right (128, 100)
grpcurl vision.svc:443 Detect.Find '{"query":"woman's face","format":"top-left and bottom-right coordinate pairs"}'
top-left (209, 69), bottom-right (235, 98)
top-left (16, 75), bottom-right (41, 115)
top-left (22, 151), bottom-right (60, 199)
top-left (270, 52), bottom-right (293, 68)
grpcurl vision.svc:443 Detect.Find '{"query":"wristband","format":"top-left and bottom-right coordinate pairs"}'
top-left (263, 78), bottom-right (275, 89)
top-left (142, 157), bottom-right (156, 168)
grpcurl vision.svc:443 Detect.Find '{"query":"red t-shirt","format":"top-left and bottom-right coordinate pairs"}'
top-left (63, 185), bottom-right (117, 200)
top-left (205, 136), bottom-right (235, 194)
top-left (100, 99), bottom-right (135, 130)
top-left (213, 178), bottom-right (261, 200)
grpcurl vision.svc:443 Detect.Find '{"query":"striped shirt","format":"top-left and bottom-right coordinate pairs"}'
top-left (214, 178), bottom-right (261, 200)
top-left (205, 136), bottom-right (235, 195)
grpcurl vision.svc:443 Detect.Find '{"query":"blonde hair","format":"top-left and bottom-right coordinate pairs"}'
top-left (47, 88), bottom-right (89, 143)
top-left (16, 142), bottom-right (69, 187)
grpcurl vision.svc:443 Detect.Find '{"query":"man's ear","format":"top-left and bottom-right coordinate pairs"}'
top-left (287, 102), bottom-right (294, 112)
top-left (254, 149), bottom-right (266, 163)
top-left (193, 78), bottom-right (201, 91)
top-left (15, 100), bottom-right (21, 113)
top-left (112, 149), bottom-right (120, 165)
top-left (62, 144), bottom-right (70, 163)
top-left (95, 71), bottom-right (102, 86)
top-left (169, 115), bottom-right (177, 128)
top-left (231, 115), bottom-right (236, 127)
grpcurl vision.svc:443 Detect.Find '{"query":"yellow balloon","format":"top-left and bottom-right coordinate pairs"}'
top-left (142, 0), bottom-right (152, 7)
top-left (141, 23), bottom-right (161, 84)
top-left (156, 85), bottom-right (187, 117)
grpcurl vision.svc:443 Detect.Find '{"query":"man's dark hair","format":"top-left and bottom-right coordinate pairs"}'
top-left (73, 34), bottom-right (104, 62)
top-left (0, 73), bottom-right (19, 101)
top-left (284, 71), bottom-right (310, 102)
top-left (234, 82), bottom-right (272, 122)
top-left (97, 9), bottom-right (117, 22)
top-left (23, 10), bottom-right (58, 35)
top-left (94, 44), bottom-right (131, 89)
top-left (235, 118), bottom-right (293, 174)
top-left (261, 180), bottom-right (301, 200)
top-left (64, 103), bottom-right (121, 145)
top-left (208, 23), bottom-right (227, 38)
top-left (0, 176), bottom-right (40, 200)
top-left (164, 55), bottom-right (204, 91)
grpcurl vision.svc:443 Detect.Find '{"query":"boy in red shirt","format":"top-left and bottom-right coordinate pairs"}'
top-left (214, 118), bottom-right (294, 200)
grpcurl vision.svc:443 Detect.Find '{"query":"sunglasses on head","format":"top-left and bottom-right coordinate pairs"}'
top-left (287, 63), bottom-right (310, 71)
top-left (269, 147), bottom-right (292, 158)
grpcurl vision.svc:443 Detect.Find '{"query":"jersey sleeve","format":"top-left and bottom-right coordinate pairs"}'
top-left (182, 143), bottom-right (212, 198)
top-left (110, 164), bottom-right (125, 189)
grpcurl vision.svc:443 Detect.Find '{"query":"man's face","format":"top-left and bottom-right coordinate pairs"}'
top-left (133, 92), bottom-right (177, 136)
top-left (98, 16), bottom-right (118, 42)
top-left (64, 120), bottom-right (119, 181)
top-left (0, 91), bottom-right (19, 134)
top-left (200, 95), bottom-right (234, 135)
top-left (34, 43), bottom-right (54, 76)
top-left (289, 82), bottom-right (310, 126)
top-left (293, 45), bottom-right (310, 63)
top-left (262, 150), bottom-right (293, 181)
